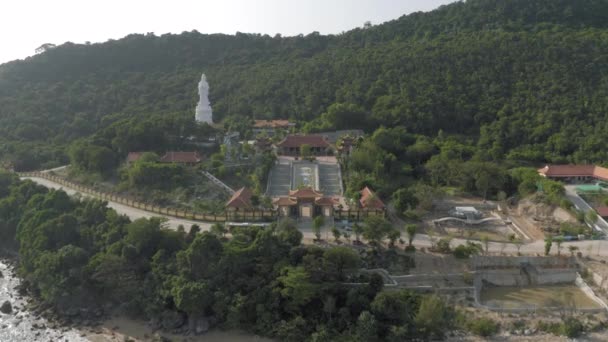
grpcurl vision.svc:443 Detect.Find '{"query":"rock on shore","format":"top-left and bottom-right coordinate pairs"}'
top-left (1, 300), bottom-right (12, 314)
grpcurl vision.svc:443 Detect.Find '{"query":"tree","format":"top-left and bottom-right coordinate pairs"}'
top-left (323, 246), bottom-right (360, 281)
top-left (332, 227), bottom-right (341, 243)
top-left (392, 188), bottom-right (419, 213)
top-left (210, 223), bottom-right (227, 238)
top-left (177, 232), bottom-right (223, 279)
top-left (586, 210), bottom-right (598, 225)
top-left (426, 231), bottom-right (439, 251)
top-left (371, 290), bottom-right (418, 326)
top-left (355, 311), bottom-right (378, 342)
top-left (406, 224), bottom-right (417, 246)
top-left (323, 295), bottom-right (337, 324)
top-left (172, 279), bottom-right (213, 317)
top-left (481, 235), bottom-right (490, 255)
top-left (313, 216), bottom-right (324, 241)
top-left (544, 236), bottom-right (553, 256)
top-left (554, 236), bottom-right (564, 256)
top-left (277, 266), bottom-right (317, 312)
top-left (363, 216), bottom-right (392, 246)
top-left (387, 229), bottom-right (400, 248)
top-left (35, 43), bottom-right (57, 54)
top-left (276, 218), bottom-right (303, 246)
top-left (415, 295), bottom-right (449, 339)
top-left (186, 224), bottom-right (201, 243)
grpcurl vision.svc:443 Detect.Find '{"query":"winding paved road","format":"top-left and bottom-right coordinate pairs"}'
top-left (564, 185), bottom-right (608, 233)
top-left (22, 177), bottom-right (211, 231)
top-left (20, 176), bottom-right (608, 256)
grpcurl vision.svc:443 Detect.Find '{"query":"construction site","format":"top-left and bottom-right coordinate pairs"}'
top-left (424, 196), bottom-right (525, 242)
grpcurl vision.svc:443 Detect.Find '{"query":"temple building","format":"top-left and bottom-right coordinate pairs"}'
top-left (276, 134), bottom-right (332, 156)
top-left (359, 187), bottom-right (386, 211)
top-left (274, 187), bottom-right (337, 218)
top-left (160, 152), bottom-right (203, 165)
top-left (538, 165), bottom-right (608, 183)
top-left (226, 187), bottom-right (253, 219)
top-left (253, 119), bottom-right (295, 136)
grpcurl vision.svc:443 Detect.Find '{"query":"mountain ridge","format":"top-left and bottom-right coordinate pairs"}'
top-left (1, 0), bottom-right (607, 170)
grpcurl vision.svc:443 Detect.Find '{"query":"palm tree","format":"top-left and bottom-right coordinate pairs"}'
top-left (388, 229), bottom-right (401, 248)
top-left (313, 216), bottom-right (324, 241)
top-left (406, 224), bottom-right (417, 246)
top-left (555, 236), bottom-right (564, 256)
top-left (332, 227), bottom-right (341, 243)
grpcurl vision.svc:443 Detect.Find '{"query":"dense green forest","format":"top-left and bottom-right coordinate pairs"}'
top-left (1, 171), bottom-right (491, 340)
top-left (1, 0), bottom-right (608, 171)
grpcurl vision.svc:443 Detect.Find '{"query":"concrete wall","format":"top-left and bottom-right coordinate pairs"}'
top-left (477, 268), bottom-right (577, 287)
top-left (575, 273), bottom-right (608, 312)
top-left (471, 256), bottom-right (577, 270)
top-left (473, 266), bottom-right (606, 313)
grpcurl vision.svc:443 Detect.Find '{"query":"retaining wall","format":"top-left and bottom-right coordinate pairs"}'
top-left (471, 256), bottom-right (577, 270)
top-left (477, 268), bottom-right (577, 287)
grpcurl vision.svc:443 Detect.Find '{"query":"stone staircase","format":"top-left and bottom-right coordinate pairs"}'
top-left (266, 163), bottom-right (292, 197)
top-left (201, 171), bottom-right (235, 195)
top-left (318, 163), bottom-right (343, 196)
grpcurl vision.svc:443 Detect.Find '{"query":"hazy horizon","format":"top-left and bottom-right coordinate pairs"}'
top-left (0, 0), bottom-right (456, 65)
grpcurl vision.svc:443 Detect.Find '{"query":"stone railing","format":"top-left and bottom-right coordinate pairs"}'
top-left (18, 171), bottom-right (277, 223)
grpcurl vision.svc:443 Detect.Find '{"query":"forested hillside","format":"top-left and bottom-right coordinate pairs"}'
top-left (1, 0), bottom-right (608, 170)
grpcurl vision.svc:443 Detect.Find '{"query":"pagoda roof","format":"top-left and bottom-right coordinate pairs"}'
top-left (127, 152), bottom-right (146, 163)
top-left (160, 151), bottom-right (202, 163)
top-left (289, 187), bottom-right (324, 198)
top-left (226, 187), bottom-right (253, 209)
top-left (315, 197), bottom-right (337, 206)
top-left (360, 186), bottom-right (385, 210)
top-left (538, 164), bottom-right (608, 181)
top-left (276, 135), bottom-right (330, 148)
top-left (254, 119), bottom-right (293, 129)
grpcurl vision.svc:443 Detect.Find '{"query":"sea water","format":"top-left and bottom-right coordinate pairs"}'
top-left (0, 261), bottom-right (87, 342)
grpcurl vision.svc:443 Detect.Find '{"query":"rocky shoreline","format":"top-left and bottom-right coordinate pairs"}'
top-left (0, 258), bottom-right (269, 342)
top-left (0, 258), bottom-right (88, 342)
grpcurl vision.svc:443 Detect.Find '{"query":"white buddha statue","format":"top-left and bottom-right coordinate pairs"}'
top-left (195, 73), bottom-right (213, 124)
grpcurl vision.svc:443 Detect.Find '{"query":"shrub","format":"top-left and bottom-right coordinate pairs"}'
top-left (404, 245), bottom-right (416, 253)
top-left (453, 242), bottom-right (482, 259)
top-left (435, 238), bottom-right (452, 254)
top-left (561, 317), bottom-right (584, 338)
top-left (467, 317), bottom-right (499, 337)
top-left (403, 209), bottom-right (422, 221)
top-left (536, 321), bottom-right (562, 335)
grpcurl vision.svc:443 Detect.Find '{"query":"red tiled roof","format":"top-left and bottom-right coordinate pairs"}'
top-left (274, 197), bottom-right (298, 206)
top-left (538, 165), bottom-right (608, 181)
top-left (159, 152), bottom-right (202, 164)
top-left (226, 187), bottom-right (253, 209)
top-left (289, 187), bottom-right (324, 198)
top-left (315, 197), bottom-right (337, 206)
top-left (127, 152), bottom-right (145, 163)
top-left (360, 186), bottom-right (385, 210)
top-left (253, 120), bottom-right (292, 129)
top-left (596, 207), bottom-right (608, 218)
top-left (276, 135), bottom-right (330, 148)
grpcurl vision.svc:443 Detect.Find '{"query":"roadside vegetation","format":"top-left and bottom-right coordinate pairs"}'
top-left (0, 172), bottom-right (468, 340)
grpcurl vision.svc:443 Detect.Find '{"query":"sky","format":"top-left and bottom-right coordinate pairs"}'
top-left (0, 0), bottom-right (456, 64)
